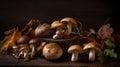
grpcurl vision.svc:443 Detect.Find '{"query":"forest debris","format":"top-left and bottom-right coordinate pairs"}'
top-left (1, 28), bottom-right (21, 51)
top-left (98, 23), bottom-right (113, 39)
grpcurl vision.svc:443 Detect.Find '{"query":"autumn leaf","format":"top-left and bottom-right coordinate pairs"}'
top-left (1, 28), bottom-right (21, 51)
top-left (98, 23), bottom-right (113, 39)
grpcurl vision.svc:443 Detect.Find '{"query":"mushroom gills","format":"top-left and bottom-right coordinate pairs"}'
top-left (71, 52), bottom-right (78, 62)
top-left (89, 49), bottom-right (95, 61)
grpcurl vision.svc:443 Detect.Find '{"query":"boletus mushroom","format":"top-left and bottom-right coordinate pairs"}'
top-left (51, 20), bottom-right (66, 39)
top-left (42, 42), bottom-right (63, 60)
top-left (83, 42), bottom-right (101, 61)
top-left (60, 17), bottom-right (78, 35)
top-left (67, 44), bottom-right (83, 62)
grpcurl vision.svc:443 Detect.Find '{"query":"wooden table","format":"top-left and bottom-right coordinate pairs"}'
top-left (0, 52), bottom-right (120, 67)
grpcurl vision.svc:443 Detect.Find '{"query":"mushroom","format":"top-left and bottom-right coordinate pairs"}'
top-left (42, 42), bottom-right (63, 60)
top-left (18, 44), bottom-right (30, 61)
top-left (83, 42), bottom-right (101, 61)
top-left (35, 23), bottom-right (51, 37)
top-left (51, 20), bottom-right (66, 39)
top-left (17, 35), bottom-right (30, 44)
top-left (11, 45), bottom-right (19, 58)
top-left (67, 44), bottom-right (83, 62)
top-left (37, 42), bottom-right (46, 54)
top-left (60, 17), bottom-right (78, 35)
top-left (29, 38), bottom-right (40, 58)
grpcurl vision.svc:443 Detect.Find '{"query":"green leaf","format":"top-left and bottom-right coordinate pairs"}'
top-left (104, 49), bottom-right (117, 58)
top-left (98, 51), bottom-right (106, 63)
top-left (104, 39), bottom-right (115, 48)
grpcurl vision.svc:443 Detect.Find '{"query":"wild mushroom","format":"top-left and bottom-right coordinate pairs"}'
top-left (18, 44), bottom-right (30, 61)
top-left (51, 20), bottom-right (66, 39)
top-left (29, 38), bottom-right (40, 58)
top-left (83, 42), bottom-right (101, 61)
top-left (42, 42), bottom-right (63, 60)
top-left (60, 17), bottom-right (78, 35)
top-left (11, 45), bottom-right (19, 58)
top-left (35, 23), bottom-right (51, 37)
top-left (67, 44), bottom-right (83, 62)
top-left (37, 42), bottom-right (46, 54)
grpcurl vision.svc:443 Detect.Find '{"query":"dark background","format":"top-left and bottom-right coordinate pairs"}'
top-left (0, 0), bottom-right (119, 40)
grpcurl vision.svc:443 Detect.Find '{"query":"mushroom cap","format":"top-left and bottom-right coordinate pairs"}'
top-left (51, 20), bottom-right (66, 29)
top-left (83, 42), bottom-right (101, 52)
top-left (42, 42), bottom-right (63, 60)
top-left (35, 23), bottom-right (51, 37)
top-left (19, 44), bottom-right (27, 51)
top-left (29, 38), bottom-right (40, 44)
top-left (67, 45), bottom-right (83, 53)
top-left (17, 35), bottom-right (30, 44)
top-left (60, 17), bottom-right (78, 27)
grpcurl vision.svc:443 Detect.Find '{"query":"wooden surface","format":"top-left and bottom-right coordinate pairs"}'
top-left (0, 52), bottom-right (120, 67)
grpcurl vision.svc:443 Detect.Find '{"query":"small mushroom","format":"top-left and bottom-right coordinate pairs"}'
top-left (37, 42), bottom-right (46, 54)
top-left (18, 44), bottom-right (29, 61)
top-left (83, 42), bottom-right (101, 61)
top-left (29, 38), bottom-right (40, 58)
top-left (51, 20), bottom-right (66, 39)
top-left (35, 23), bottom-right (51, 37)
top-left (42, 42), bottom-right (63, 60)
top-left (67, 44), bottom-right (83, 62)
top-left (11, 45), bottom-right (19, 58)
top-left (60, 17), bottom-right (78, 35)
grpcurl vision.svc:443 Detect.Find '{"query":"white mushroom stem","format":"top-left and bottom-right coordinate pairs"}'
top-left (64, 23), bottom-right (72, 35)
top-left (53, 27), bottom-right (63, 39)
top-left (71, 52), bottom-right (78, 62)
top-left (30, 44), bottom-right (36, 58)
top-left (89, 49), bottom-right (95, 61)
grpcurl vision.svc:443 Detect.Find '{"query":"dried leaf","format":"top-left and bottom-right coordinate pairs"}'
top-left (1, 29), bottom-right (21, 51)
top-left (98, 23), bottom-right (113, 39)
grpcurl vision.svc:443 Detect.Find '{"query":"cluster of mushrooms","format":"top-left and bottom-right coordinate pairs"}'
top-left (0, 17), bottom-right (118, 62)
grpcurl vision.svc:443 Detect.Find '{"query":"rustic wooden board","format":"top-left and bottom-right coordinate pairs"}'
top-left (0, 52), bottom-right (120, 67)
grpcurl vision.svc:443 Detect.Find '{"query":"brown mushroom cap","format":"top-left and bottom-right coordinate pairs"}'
top-left (83, 42), bottom-right (101, 52)
top-left (68, 45), bottom-right (83, 53)
top-left (51, 20), bottom-right (66, 29)
top-left (29, 38), bottom-right (40, 44)
top-left (35, 23), bottom-right (51, 37)
top-left (60, 17), bottom-right (78, 27)
top-left (17, 35), bottom-right (30, 44)
top-left (42, 42), bottom-right (63, 60)
top-left (19, 44), bottom-right (28, 51)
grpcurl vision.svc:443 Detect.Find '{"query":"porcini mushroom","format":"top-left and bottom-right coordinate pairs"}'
top-left (60, 17), bottom-right (78, 35)
top-left (51, 20), bottom-right (66, 39)
top-left (35, 23), bottom-right (51, 37)
top-left (67, 44), bottom-right (83, 62)
top-left (83, 42), bottom-right (101, 61)
top-left (42, 42), bottom-right (63, 60)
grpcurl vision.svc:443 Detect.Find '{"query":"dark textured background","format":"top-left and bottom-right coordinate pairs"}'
top-left (0, 0), bottom-right (119, 40)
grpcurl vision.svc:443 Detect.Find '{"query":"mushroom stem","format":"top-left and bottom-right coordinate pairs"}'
top-left (53, 27), bottom-right (63, 39)
top-left (30, 44), bottom-right (35, 58)
top-left (64, 23), bottom-right (72, 35)
top-left (89, 49), bottom-right (95, 61)
top-left (71, 52), bottom-right (78, 62)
